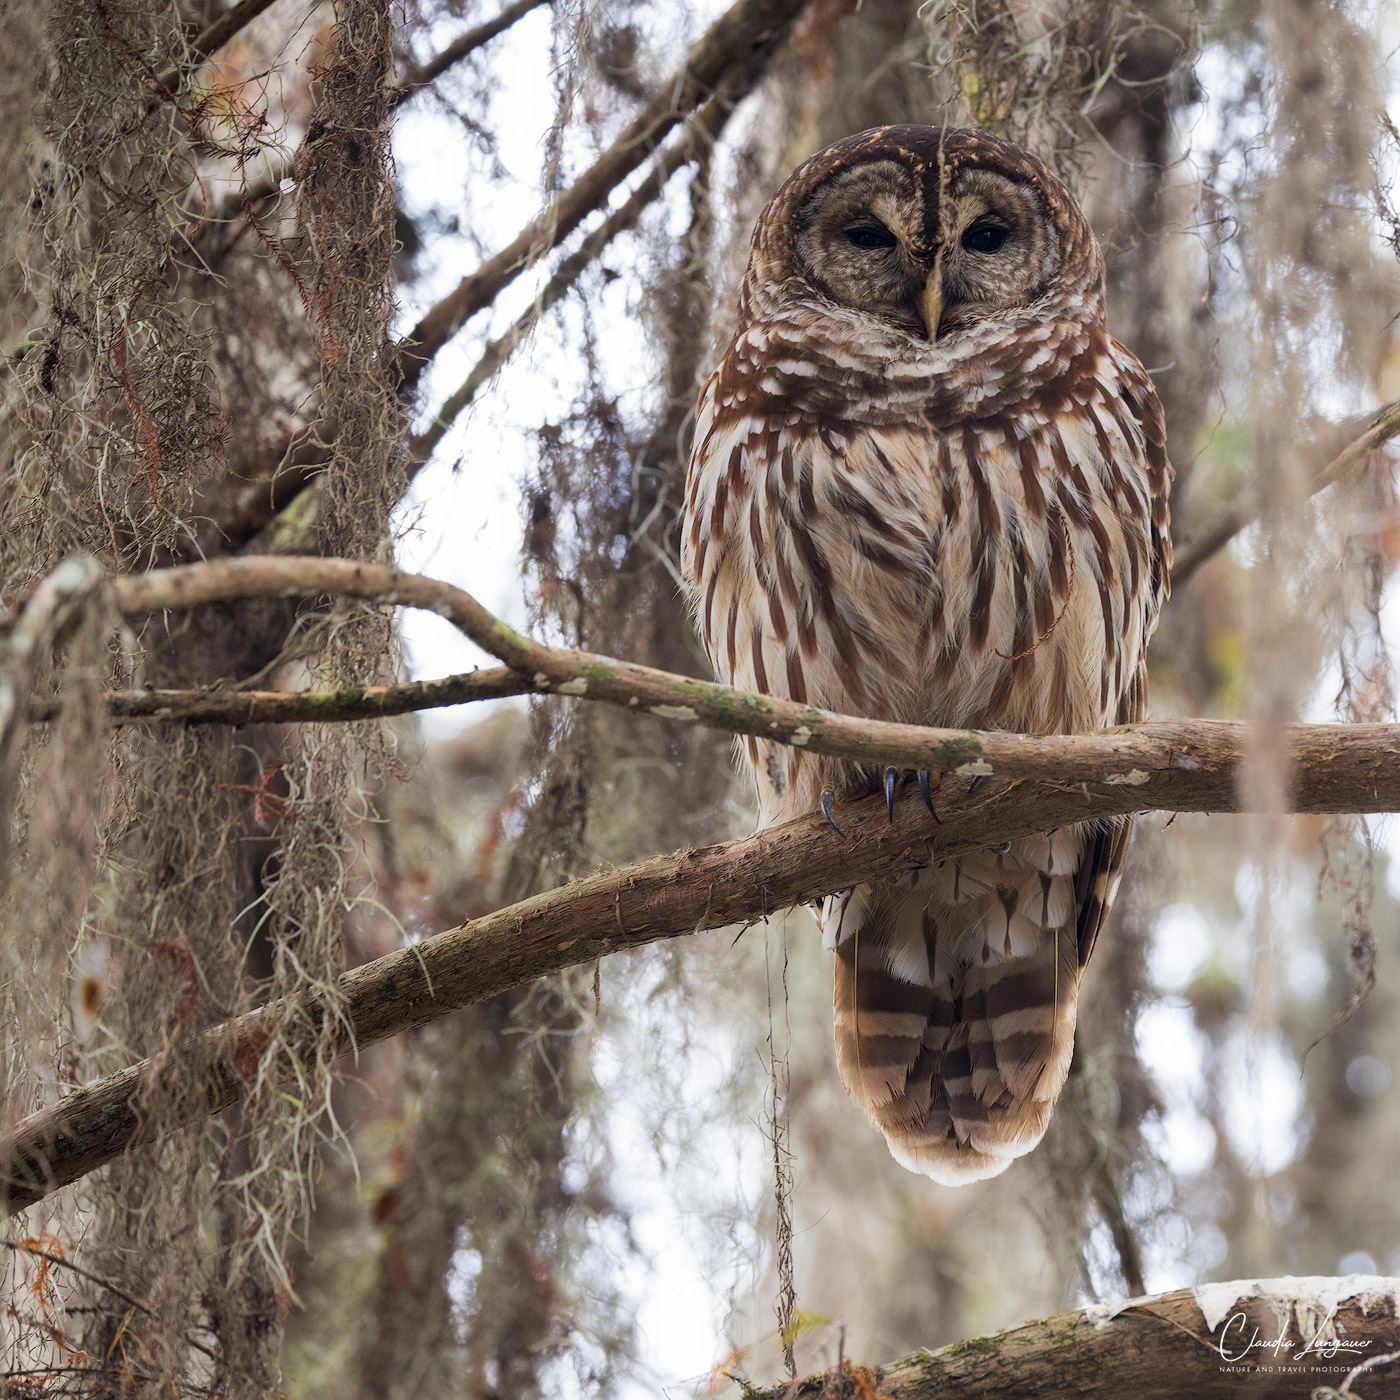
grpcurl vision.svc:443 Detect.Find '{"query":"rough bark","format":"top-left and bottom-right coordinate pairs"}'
top-left (744, 1278), bottom-right (1400, 1398)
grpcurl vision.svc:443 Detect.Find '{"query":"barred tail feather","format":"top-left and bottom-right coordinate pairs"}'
top-left (826, 825), bottom-right (1122, 1186)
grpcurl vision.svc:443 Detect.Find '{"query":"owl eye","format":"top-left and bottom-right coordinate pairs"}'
top-left (843, 222), bottom-right (898, 251)
top-left (962, 222), bottom-right (1010, 254)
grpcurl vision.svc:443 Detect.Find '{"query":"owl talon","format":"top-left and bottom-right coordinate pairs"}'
top-left (917, 768), bottom-right (941, 823)
top-left (883, 766), bottom-right (898, 823)
top-left (968, 775), bottom-right (984, 794)
top-left (820, 787), bottom-right (846, 838)
top-left (989, 841), bottom-right (1012, 855)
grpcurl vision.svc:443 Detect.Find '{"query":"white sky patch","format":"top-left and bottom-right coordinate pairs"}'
top-left (1146, 902), bottom-right (1214, 993)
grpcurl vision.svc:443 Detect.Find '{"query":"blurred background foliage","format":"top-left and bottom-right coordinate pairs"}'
top-left (5, 0), bottom-right (1400, 1396)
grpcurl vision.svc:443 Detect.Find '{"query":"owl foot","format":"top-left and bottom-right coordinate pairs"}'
top-left (880, 767), bottom-right (942, 824)
top-left (820, 786), bottom-right (846, 838)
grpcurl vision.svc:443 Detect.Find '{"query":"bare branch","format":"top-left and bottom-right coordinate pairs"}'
top-left (397, 0), bottom-right (813, 384)
top-left (187, 0), bottom-right (550, 266)
top-left (409, 94), bottom-right (732, 467)
top-left (106, 557), bottom-right (1400, 792)
top-left (6, 700), bottom-right (1400, 1211)
top-left (30, 667), bottom-right (529, 726)
top-left (742, 1278), bottom-right (1400, 1397)
top-left (393, 0), bottom-right (552, 102)
top-left (201, 0), bottom-right (804, 552)
top-left (156, 0), bottom-right (282, 93)
top-left (1172, 397), bottom-right (1400, 586)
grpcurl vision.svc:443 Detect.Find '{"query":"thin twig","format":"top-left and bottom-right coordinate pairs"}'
top-left (1172, 398), bottom-right (1400, 586)
top-left (393, 0), bottom-right (551, 101)
top-left (409, 94), bottom-right (733, 468)
top-left (155, 0), bottom-right (282, 93)
top-left (206, 0), bottom-right (807, 552)
top-left (189, 0), bottom-right (551, 261)
top-left (30, 666), bottom-right (530, 726)
top-left (0, 1241), bottom-right (220, 1363)
top-left (396, 0), bottom-right (812, 384)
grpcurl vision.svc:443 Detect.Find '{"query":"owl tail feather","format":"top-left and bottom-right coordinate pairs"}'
top-left (827, 854), bottom-right (1083, 1186)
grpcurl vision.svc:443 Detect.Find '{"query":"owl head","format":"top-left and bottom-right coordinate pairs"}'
top-left (739, 126), bottom-right (1104, 348)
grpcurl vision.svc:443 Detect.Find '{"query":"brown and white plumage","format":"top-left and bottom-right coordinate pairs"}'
top-left (681, 126), bottom-right (1172, 1184)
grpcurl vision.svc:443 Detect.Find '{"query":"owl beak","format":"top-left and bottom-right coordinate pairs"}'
top-left (920, 272), bottom-right (942, 343)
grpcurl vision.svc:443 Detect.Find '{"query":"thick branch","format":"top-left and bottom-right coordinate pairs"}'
top-left (5, 708), bottom-right (1400, 1211)
top-left (745, 1278), bottom-right (1400, 1397)
top-left (1172, 398), bottom-right (1400, 586)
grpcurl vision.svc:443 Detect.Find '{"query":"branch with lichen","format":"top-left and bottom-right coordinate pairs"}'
top-left (94, 556), bottom-right (1400, 797)
top-left (742, 1277), bottom-right (1400, 1398)
top-left (6, 697), bottom-right (1400, 1212)
top-left (7, 552), bottom-right (1400, 1210)
top-left (30, 667), bottom-right (531, 726)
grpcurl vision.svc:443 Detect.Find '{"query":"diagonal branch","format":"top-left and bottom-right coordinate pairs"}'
top-left (5, 712), bottom-right (1400, 1214)
top-left (396, 0), bottom-right (812, 384)
top-left (156, 0), bottom-right (283, 94)
top-left (1171, 397), bottom-right (1400, 586)
top-left (393, 0), bottom-right (552, 99)
top-left (192, 0), bottom-right (551, 253)
top-left (409, 92), bottom-right (733, 467)
top-left (203, 0), bottom-right (806, 552)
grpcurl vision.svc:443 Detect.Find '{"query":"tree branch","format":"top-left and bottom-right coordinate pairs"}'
top-left (393, 0), bottom-right (552, 100)
top-left (202, 0), bottom-right (806, 553)
top-left (395, 0), bottom-right (812, 384)
top-left (29, 667), bottom-right (530, 726)
top-left (743, 1278), bottom-right (1400, 1397)
top-left (409, 93), bottom-right (732, 468)
top-left (6, 696), bottom-right (1400, 1211)
top-left (102, 556), bottom-right (1400, 791)
top-left (157, 0), bottom-right (283, 93)
top-left (9, 553), bottom-right (1398, 1207)
top-left (186, 0), bottom-right (553, 267)
top-left (1172, 397), bottom-right (1400, 586)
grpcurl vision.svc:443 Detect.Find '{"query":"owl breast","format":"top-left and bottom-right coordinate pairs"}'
top-left (682, 333), bottom-right (1167, 830)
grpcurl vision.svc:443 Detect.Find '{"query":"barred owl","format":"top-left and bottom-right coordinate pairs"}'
top-left (681, 126), bottom-right (1172, 1185)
